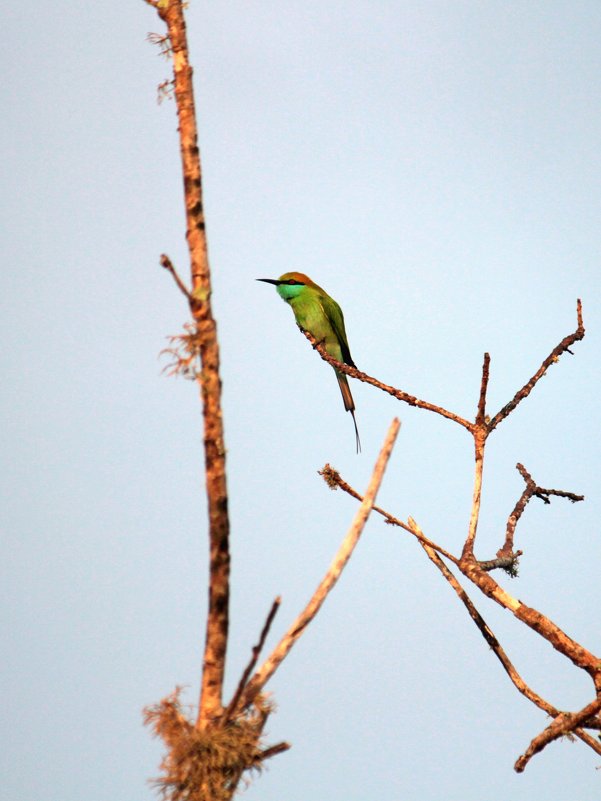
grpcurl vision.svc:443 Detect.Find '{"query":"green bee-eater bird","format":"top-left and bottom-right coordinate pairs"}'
top-left (257, 272), bottom-right (361, 452)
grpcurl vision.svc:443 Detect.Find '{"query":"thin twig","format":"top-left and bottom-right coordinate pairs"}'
top-left (476, 353), bottom-right (490, 425)
top-left (301, 329), bottom-right (473, 432)
top-left (488, 299), bottom-right (585, 432)
top-left (235, 419), bottom-right (401, 713)
top-left (319, 465), bottom-right (459, 564)
top-left (255, 742), bottom-right (292, 763)
top-left (515, 696), bottom-right (601, 773)
top-left (160, 254), bottom-right (194, 301)
top-left (222, 598), bottom-right (281, 723)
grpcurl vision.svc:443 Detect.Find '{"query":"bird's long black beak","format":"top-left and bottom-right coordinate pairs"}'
top-left (256, 278), bottom-right (281, 285)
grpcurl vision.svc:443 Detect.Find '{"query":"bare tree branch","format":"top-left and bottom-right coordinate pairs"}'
top-left (223, 598), bottom-right (281, 724)
top-left (497, 463), bottom-right (584, 560)
top-left (409, 520), bottom-right (552, 709)
top-left (236, 419), bottom-right (401, 713)
top-left (488, 299), bottom-right (584, 432)
top-left (160, 253), bottom-right (193, 301)
top-left (476, 353), bottom-right (490, 425)
top-left (319, 465), bottom-right (459, 565)
top-left (515, 696), bottom-right (601, 773)
top-left (458, 559), bottom-right (601, 683)
top-left (145, 3), bottom-right (596, 781)
top-left (255, 741), bottom-right (292, 763)
top-left (461, 426), bottom-right (486, 559)
top-left (300, 329), bottom-right (473, 432)
top-left (409, 520), bottom-right (601, 764)
top-left (151, 0), bottom-right (231, 728)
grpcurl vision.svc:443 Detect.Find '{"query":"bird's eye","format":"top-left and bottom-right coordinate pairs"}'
top-left (286, 279), bottom-right (301, 285)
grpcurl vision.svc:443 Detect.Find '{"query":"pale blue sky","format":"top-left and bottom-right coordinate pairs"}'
top-left (2, 2), bottom-right (600, 799)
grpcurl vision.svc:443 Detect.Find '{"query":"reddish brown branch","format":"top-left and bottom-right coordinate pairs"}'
top-left (476, 353), bottom-right (490, 425)
top-left (411, 523), bottom-right (601, 765)
top-left (458, 557), bottom-right (601, 687)
top-left (515, 696), bottom-right (601, 772)
top-left (256, 741), bottom-right (292, 763)
top-left (160, 253), bottom-right (193, 301)
top-left (153, 0), bottom-right (231, 728)
top-left (319, 465), bottom-right (459, 565)
top-left (301, 330), bottom-right (473, 432)
top-left (412, 524), bottom-right (552, 710)
top-left (497, 463), bottom-right (584, 559)
top-left (223, 598), bottom-right (281, 723)
top-left (488, 300), bottom-right (584, 432)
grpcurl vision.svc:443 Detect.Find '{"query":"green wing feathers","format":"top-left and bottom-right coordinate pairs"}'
top-left (328, 295), bottom-right (360, 451)
top-left (322, 294), bottom-right (356, 367)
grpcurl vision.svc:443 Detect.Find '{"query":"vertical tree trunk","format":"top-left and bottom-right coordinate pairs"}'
top-left (157, 0), bottom-right (230, 727)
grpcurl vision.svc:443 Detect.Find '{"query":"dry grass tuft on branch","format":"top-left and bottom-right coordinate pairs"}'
top-left (144, 690), bottom-right (276, 801)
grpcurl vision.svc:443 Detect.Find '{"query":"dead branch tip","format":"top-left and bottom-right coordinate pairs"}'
top-left (319, 463), bottom-right (341, 490)
top-left (515, 696), bottom-right (601, 772)
top-left (225, 598), bottom-right (281, 720)
top-left (488, 302), bottom-right (586, 432)
top-left (160, 253), bottom-right (194, 301)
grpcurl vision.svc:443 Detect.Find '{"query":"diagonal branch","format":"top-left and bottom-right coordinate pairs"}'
top-left (222, 598), bottom-right (281, 724)
top-left (235, 419), bottom-right (401, 713)
top-left (458, 558), bottom-right (601, 683)
top-left (300, 329), bottom-right (473, 432)
top-left (319, 465), bottom-right (459, 564)
top-left (408, 519), bottom-right (601, 764)
top-left (488, 300), bottom-right (584, 432)
top-left (515, 696), bottom-right (601, 772)
top-left (160, 253), bottom-right (193, 301)
top-left (410, 518), bottom-right (554, 710)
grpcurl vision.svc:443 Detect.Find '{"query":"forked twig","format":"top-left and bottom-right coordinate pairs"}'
top-left (497, 463), bottom-right (584, 559)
